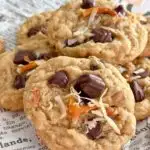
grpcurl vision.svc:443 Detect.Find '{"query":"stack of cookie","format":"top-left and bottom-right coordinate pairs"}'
top-left (0, 0), bottom-right (150, 149)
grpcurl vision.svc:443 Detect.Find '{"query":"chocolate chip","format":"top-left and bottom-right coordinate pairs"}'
top-left (115, 5), bottom-right (125, 15)
top-left (130, 80), bottom-right (145, 102)
top-left (38, 53), bottom-right (51, 60)
top-left (74, 74), bottom-right (105, 100)
top-left (92, 28), bottom-right (113, 43)
top-left (27, 25), bottom-right (47, 37)
top-left (81, 0), bottom-right (95, 9)
top-left (48, 71), bottom-right (69, 88)
top-left (133, 69), bottom-right (149, 78)
top-left (14, 74), bottom-right (27, 89)
top-left (13, 51), bottom-right (37, 65)
top-left (86, 120), bottom-right (102, 140)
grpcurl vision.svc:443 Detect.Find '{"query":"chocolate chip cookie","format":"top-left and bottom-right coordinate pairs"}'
top-left (47, 0), bottom-right (148, 65)
top-left (121, 58), bottom-right (150, 120)
top-left (140, 16), bottom-right (150, 57)
top-left (17, 11), bottom-right (53, 52)
top-left (24, 56), bottom-right (136, 150)
top-left (0, 38), bottom-right (4, 54)
top-left (0, 50), bottom-right (52, 111)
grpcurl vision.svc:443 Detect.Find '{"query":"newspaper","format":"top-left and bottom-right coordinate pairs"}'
top-left (0, 0), bottom-right (150, 150)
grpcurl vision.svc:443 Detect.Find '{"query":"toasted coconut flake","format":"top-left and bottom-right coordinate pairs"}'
top-left (34, 59), bottom-right (46, 65)
top-left (130, 75), bottom-right (141, 81)
top-left (26, 69), bottom-right (36, 76)
top-left (67, 38), bottom-right (78, 46)
top-left (55, 96), bottom-right (67, 119)
top-left (88, 7), bottom-right (98, 27)
top-left (133, 68), bottom-right (146, 75)
top-left (67, 85), bottom-right (120, 134)
top-left (91, 110), bottom-right (103, 117)
top-left (98, 89), bottom-right (121, 134)
top-left (73, 27), bottom-right (88, 37)
top-left (85, 118), bottom-right (103, 130)
top-left (118, 66), bottom-right (127, 73)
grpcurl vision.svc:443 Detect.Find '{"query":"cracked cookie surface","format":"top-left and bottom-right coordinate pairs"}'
top-left (47, 0), bottom-right (148, 65)
top-left (24, 56), bottom-right (136, 150)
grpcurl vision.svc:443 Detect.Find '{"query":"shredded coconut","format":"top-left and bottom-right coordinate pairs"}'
top-left (55, 96), bottom-right (67, 119)
top-left (66, 85), bottom-right (120, 134)
top-left (73, 26), bottom-right (88, 37)
top-left (26, 69), bottom-right (36, 76)
top-left (85, 118), bottom-right (103, 130)
top-left (133, 68), bottom-right (145, 75)
top-left (98, 89), bottom-right (121, 134)
top-left (88, 7), bottom-right (98, 27)
top-left (35, 59), bottom-right (46, 66)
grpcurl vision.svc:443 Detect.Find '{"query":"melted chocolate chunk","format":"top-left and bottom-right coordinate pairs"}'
top-left (14, 74), bottom-right (27, 89)
top-left (81, 0), bottom-right (95, 9)
top-left (27, 25), bottom-right (47, 37)
top-left (74, 74), bottom-right (105, 101)
top-left (115, 5), bottom-right (125, 15)
top-left (130, 80), bottom-right (145, 102)
top-left (86, 120), bottom-right (102, 140)
top-left (13, 51), bottom-right (37, 65)
top-left (92, 28), bottom-right (113, 43)
top-left (38, 53), bottom-right (51, 60)
top-left (48, 71), bottom-right (69, 88)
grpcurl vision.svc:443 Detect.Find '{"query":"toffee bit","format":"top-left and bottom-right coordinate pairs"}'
top-left (17, 61), bottom-right (37, 74)
top-left (68, 96), bottom-right (97, 121)
top-left (82, 7), bottom-right (117, 17)
top-left (31, 88), bottom-right (40, 108)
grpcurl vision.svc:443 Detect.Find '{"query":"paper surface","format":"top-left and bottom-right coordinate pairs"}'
top-left (0, 0), bottom-right (149, 149)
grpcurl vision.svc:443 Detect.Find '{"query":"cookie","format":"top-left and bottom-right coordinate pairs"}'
top-left (47, 0), bottom-right (148, 65)
top-left (24, 56), bottom-right (136, 150)
top-left (140, 16), bottom-right (150, 57)
top-left (120, 58), bottom-right (150, 121)
top-left (0, 50), bottom-right (52, 111)
top-left (17, 11), bottom-right (53, 52)
top-left (0, 38), bottom-right (4, 53)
